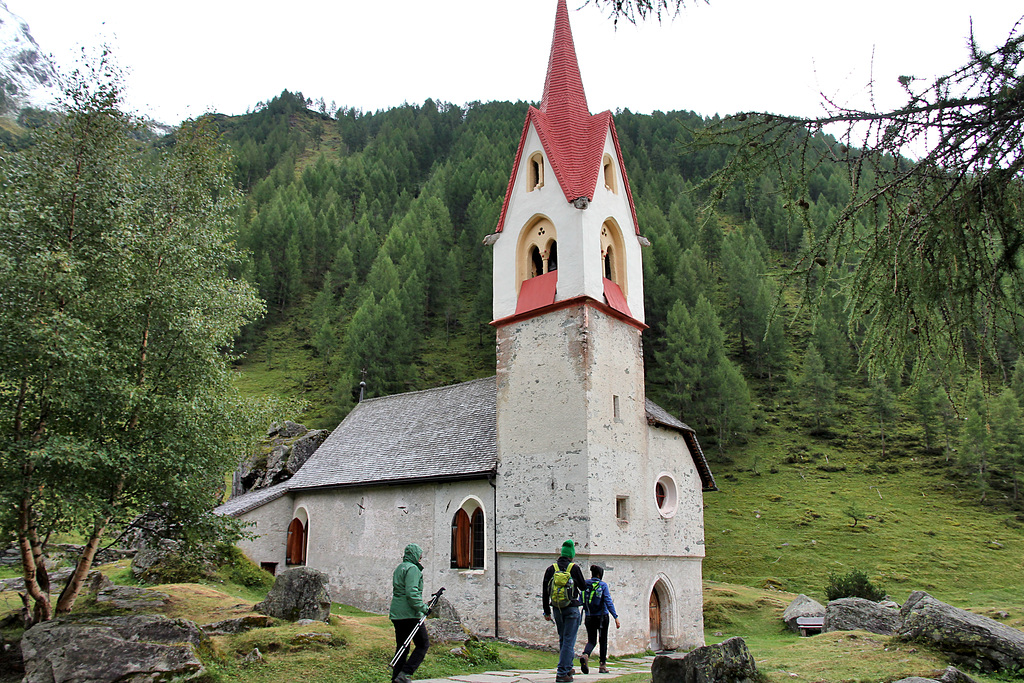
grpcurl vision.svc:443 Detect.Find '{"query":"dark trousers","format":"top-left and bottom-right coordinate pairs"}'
top-left (583, 613), bottom-right (610, 663)
top-left (392, 618), bottom-right (429, 679)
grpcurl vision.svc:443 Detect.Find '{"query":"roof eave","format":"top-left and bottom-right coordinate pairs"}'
top-left (291, 470), bottom-right (497, 493)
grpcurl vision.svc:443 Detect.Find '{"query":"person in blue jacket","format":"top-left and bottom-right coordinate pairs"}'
top-left (579, 564), bottom-right (620, 674)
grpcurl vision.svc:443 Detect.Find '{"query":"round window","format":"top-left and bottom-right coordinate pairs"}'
top-left (655, 474), bottom-right (679, 518)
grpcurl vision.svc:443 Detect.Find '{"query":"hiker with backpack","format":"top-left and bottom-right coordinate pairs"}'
top-left (542, 539), bottom-right (588, 682)
top-left (580, 565), bottom-right (620, 674)
top-left (390, 543), bottom-right (431, 683)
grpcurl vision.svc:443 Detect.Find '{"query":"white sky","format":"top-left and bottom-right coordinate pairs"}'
top-left (9, 0), bottom-right (1023, 125)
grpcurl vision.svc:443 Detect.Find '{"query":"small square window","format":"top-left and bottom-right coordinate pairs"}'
top-left (613, 395), bottom-right (621, 422)
top-left (616, 496), bottom-right (629, 522)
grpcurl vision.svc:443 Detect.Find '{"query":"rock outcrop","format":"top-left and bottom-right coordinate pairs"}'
top-left (824, 597), bottom-right (901, 635)
top-left (782, 594), bottom-right (825, 633)
top-left (201, 615), bottom-right (274, 635)
top-left (94, 585), bottom-right (170, 611)
top-left (254, 567), bottom-right (332, 622)
top-left (20, 615), bottom-right (207, 683)
top-left (892, 666), bottom-right (978, 683)
top-left (652, 637), bottom-right (760, 683)
top-left (233, 421), bottom-right (329, 496)
top-left (898, 591), bottom-right (1024, 672)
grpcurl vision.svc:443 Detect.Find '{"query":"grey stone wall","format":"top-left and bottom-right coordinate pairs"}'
top-left (493, 304), bottom-right (706, 654)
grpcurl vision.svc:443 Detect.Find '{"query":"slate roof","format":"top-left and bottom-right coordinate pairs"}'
top-left (215, 481), bottom-right (290, 518)
top-left (216, 376), bottom-right (716, 517)
top-left (285, 377), bottom-right (498, 491)
top-left (495, 0), bottom-right (640, 235)
top-left (646, 400), bottom-right (718, 492)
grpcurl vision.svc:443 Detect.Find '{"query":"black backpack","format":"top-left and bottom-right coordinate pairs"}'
top-left (583, 578), bottom-right (604, 612)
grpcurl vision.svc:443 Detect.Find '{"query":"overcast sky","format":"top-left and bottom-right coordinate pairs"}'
top-left (9, 0), bottom-right (1023, 125)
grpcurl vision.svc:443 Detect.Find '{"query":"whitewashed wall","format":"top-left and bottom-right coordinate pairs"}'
top-left (236, 479), bottom-right (499, 636)
top-left (492, 125), bottom-right (645, 323)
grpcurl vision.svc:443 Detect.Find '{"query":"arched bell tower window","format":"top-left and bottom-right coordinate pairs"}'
top-left (516, 217), bottom-right (558, 292)
top-left (451, 498), bottom-right (486, 569)
top-left (600, 219), bottom-right (627, 294)
top-left (528, 152), bottom-right (545, 191)
top-left (603, 154), bottom-right (618, 194)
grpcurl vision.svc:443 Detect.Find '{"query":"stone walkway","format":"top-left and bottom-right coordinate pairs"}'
top-left (416, 656), bottom-right (655, 683)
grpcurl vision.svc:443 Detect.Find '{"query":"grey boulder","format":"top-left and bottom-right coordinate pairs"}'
top-left (21, 614), bottom-right (207, 683)
top-left (892, 667), bottom-right (978, 683)
top-left (899, 591), bottom-right (1024, 672)
top-left (782, 594), bottom-right (825, 633)
top-left (254, 567), bottom-right (332, 622)
top-left (652, 637), bottom-right (759, 683)
top-left (824, 597), bottom-right (901, 635)
top-left (201, 615), bottom-right (274, 635)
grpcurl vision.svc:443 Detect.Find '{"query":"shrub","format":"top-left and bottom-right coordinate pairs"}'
top-left (825, 569), bottom-right (886, 602)
top-left (218, 544), bottom-right (274, 590)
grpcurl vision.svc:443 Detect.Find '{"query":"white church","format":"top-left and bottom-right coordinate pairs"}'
top-left (217, 0), bottom-right (716, 655)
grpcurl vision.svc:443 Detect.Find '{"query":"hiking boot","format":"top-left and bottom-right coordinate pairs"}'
top-left (599, 665), bottom-right (610, 674)
top-left (580, 654), bottom-right (589, 674)
top-left (394, 673), bottom-right (412, 683)
top-left (555, 675), bottom-right (574, 682)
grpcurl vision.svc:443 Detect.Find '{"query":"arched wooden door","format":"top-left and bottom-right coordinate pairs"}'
top-left (649, 589), bottom-right (662, 651)
top-left (286, 517), bottom-right (306, 566)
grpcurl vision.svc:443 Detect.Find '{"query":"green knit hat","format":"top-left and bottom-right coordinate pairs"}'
top-left (560, 539), bottom-right (576, 558)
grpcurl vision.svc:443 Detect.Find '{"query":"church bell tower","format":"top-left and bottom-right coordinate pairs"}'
top-left (486, 0), bottom-right (662, 646)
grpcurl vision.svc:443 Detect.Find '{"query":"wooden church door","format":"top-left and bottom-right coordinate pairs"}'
top-left (286, 517), bottom-right (306, 566)
top-left (649, 590), bottom-right (662, 651)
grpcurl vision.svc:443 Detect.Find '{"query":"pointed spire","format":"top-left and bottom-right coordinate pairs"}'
top-left (540, 0), bottom-right (589, 118)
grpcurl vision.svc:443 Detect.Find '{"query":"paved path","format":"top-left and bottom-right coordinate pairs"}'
top-left (416, 656), bottom-right (655, 683)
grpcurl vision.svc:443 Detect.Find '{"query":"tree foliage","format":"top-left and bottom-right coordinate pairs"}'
top-left (693, 19), bottom-right (1024, 377)
top-left (825, 568), bottom-right (886, 601)
top-left (0, 54), bottom-right (267, 623)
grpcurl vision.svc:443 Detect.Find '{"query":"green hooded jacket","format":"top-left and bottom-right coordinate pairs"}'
top-left (389, 543), bottom-right (428, 620)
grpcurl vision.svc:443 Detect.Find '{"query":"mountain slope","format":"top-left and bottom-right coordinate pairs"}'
top-left (0, 1), bottom-right (61, 115)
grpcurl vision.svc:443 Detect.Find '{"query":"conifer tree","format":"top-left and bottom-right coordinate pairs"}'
top-left (991, 388), bottom-right (1023, 502)
top-left (797, 343), bottom-right (836, 430)
top-left (869, 378), bottom-right (897, 459)
top-left (961, 380), bottom-right (992, 500)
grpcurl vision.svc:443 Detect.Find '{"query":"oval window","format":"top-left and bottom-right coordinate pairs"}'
top-left (655, 474), bottom-right (678, 518)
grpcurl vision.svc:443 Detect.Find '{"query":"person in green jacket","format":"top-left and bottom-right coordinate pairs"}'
top-left (390, 543), bottom-right (430, 683)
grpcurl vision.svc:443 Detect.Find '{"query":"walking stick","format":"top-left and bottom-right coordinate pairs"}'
top-left (389, 587), bottom-right (446, 670)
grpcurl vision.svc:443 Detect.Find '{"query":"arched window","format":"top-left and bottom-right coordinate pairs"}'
top-left (516, 218), bottom-right (558, 292)
top-left (528, 152), bottom-right (545, 191)
top-left (600, 219), bottom-right (627, 293)
top-left (286, 517), bottom-right (307, 566)
top-left (451, 501), bottom-right (485, 569)
top-left (603, 154), bottom-right (618, 194)
top-left (530, 246), bottom-right (544, 278)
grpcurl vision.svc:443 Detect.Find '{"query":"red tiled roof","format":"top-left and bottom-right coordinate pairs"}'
top-left (495, 0), bottom-right (640, 235)
top-left (514, 270), bottom-right (558, 315)
top-left (602, 278), bottom-right (632, 318)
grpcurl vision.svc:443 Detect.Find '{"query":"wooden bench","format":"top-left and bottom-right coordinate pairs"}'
top-left (796, 616), bottom-right (824, 636)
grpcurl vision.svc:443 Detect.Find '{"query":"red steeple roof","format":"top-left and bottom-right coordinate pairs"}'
top-left (495, 0), bottom-right (640, 234)
top-left (540, 0), bottom-right (589, 120)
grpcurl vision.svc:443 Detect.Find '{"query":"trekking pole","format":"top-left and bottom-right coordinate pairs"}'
top-left (389, 587), bottom-right (445, 670)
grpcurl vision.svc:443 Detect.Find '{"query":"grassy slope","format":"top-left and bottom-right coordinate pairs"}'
top-left (705, 374), bottom-right (1024, 610)
top-left (6, 572), bottom-right (1020, 683)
